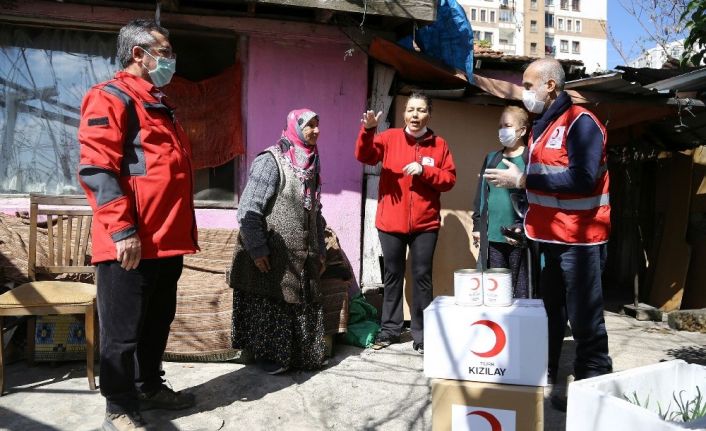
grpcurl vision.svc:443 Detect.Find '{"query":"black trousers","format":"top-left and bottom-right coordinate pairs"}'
top-left (539, 243), bottom-right (612, 381)
top-left (487, 241), bottom-right (529, 299)
top-left (96, 256), bottom-right (183, 414)
top-left (378, 230), bottom-right (438, 345)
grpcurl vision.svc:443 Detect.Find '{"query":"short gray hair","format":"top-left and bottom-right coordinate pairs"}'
top-left (117, 19), bottom-right (170, 68)
top-left (532, 58), bottom-right (566, 91)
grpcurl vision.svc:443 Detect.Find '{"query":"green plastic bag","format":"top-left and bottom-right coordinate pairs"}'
top-left (342, 294), bottom-right (380, 348)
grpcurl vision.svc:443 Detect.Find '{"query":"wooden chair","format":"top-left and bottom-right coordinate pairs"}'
top-left (0, 194), bottom-right (97, 395)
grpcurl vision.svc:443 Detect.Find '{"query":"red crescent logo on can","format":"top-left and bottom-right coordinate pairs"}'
top-left (471, 277), bottom-right (481, 291)
top-left (487, 278), bottom-right (499, 291)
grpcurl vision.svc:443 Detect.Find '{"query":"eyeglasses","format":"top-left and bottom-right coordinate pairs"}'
top-left (141, 45), bottom-right (177, 60)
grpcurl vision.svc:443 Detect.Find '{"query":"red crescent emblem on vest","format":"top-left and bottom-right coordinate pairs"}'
top-left (487, 278), bottom-right (499, 291)
top-left (467, 410), bottom-right (502, 431)
top-left (471, 320), bottom-right (507, 358)
top-left (471, 277), bottom-right (481, 291)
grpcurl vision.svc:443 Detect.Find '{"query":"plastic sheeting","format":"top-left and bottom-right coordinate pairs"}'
top-left (398, 0), bottom-right (474, 82)
top-left (165, 63), bottom-right (244, 169)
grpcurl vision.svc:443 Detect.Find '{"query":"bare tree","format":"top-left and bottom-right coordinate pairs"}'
top-left (606, 0), bottom-right (689, 65)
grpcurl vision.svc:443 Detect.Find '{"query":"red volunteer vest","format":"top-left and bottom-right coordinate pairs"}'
top-left (524, 105), bottom-right (610, 245)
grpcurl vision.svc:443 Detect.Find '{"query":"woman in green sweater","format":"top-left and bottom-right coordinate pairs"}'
top-left (472, 105), bottom-right (530, 298)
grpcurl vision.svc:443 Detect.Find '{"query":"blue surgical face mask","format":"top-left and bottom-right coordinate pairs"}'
top-left (140, 47), bottom-right (176, 88)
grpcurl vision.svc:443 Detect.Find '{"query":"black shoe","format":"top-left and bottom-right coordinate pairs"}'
top-left (371, 333), bottom-right (400, 350)
top-left (258, 359), bottom-right (290, 375)
top-left (550, 394), bottom-right (567, 412)
top-left (413, 342), bottom-right (424, 355)
top-left (138, 385), bottom-right (196, 411)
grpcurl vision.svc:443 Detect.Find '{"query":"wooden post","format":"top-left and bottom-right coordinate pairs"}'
top-left (360, 63), bottom-right (395, 291)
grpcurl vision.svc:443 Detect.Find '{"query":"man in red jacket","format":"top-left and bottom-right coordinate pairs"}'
top-left (78, 20), bottom-right (198, 431)
top-left (356, 93), bottom-right (456, 354)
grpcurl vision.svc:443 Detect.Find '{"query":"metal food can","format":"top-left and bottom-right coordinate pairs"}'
top-left (483, 268), bottom-right (513, 306)
top-left (454, 269), bottom-right (483, 306)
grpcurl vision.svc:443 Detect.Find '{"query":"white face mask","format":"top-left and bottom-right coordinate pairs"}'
top-left (522, 89), bottom-right (546, 114)
top-left (498, 127), bottom-right (517, 147)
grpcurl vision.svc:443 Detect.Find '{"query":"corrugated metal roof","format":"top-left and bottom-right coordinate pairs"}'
top-left (565, 72), bottom-right (657, 96)
top-left (646, 67), bottom-right (706, 92)
top-left (473, 47), bottom-right (583, 66)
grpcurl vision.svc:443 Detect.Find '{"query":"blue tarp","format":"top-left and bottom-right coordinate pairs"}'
top-left (398, 0), bottom-right (474, 82)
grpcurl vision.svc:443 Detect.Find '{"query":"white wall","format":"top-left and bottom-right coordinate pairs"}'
top-left (555, 35), bottom-right (607, 72)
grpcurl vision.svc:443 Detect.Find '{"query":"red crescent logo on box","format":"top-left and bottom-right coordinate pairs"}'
top-left (471, 277), bottom-right (481, 291)
top-left (467, 410), bottom-right (502, 431)
top-left (470, 320), bottom-right (507, 357)
top-left (487, 278), bottom-right (499, 291)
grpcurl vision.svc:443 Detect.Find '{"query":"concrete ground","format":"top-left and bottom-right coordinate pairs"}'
top-left (1, 308), bottom-right (706, 431)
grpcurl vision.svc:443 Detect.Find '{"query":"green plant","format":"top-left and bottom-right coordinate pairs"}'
top-left (622, 391), bottom-right (671, 420)
top-left (681, 0), bottom-right (706, 65)
top-left (669, 387), bottom-right (706, 423)
top-left (475, 40), bottom-right (492, 49)
top-left (623, 387), bottom-right (706, 423)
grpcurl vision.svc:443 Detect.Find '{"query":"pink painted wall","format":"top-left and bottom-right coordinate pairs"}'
top-left (239, 36), bottom-right (368, 280)
top-left (0, 36), bottom-right (368, 281)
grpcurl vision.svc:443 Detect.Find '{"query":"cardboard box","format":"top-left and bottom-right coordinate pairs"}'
top-left (567, 360), bottom-right (706, 431)
top-left (431, 378), bottom-right (544, 431)
top-left (424, 296), bottom-right (548, 386)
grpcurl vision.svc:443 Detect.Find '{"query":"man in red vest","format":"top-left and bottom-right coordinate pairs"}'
top-left (484, 58), bottom-right (613, 411)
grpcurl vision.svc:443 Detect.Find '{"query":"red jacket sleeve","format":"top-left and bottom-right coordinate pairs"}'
top-left (354, 126), bottom-right (385, 165)
top-left (419, 138), bottom-right (457, 192)
top-left (77, 87), bottom-right (137, 242)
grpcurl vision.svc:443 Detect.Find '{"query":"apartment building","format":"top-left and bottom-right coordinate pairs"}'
top-left (458, 0), bottom-right (608, 73)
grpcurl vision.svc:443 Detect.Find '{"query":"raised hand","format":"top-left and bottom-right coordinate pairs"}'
top-left (361, 110), bottom-right (383, 129)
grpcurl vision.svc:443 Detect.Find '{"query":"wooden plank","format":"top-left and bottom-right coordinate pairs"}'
top-left (649, 152), bottom-right (693, 311)
top-left (0, 0), bottom-right (351, 43)
top-left (80, 216), bottom-right (92, 265)
top-left (85, 302), bottom-right (96, 390)
top-left (64, 216), bottom-right (73, 266)
top-left (369, 37), bottom-right (468, 88)
top-left (73, 215), bottom-right (83, 266)
top-left (361, 176), bottom-right (384, 289)
top-left (47, 212), bottom-right (55, 269)
top-left (28, 201), bottom-right (38, 281)
top-left (247, 0), bottom-right (435, 21)
top-left (37, 209), bottom-right (91, 216)
top-left (38, 266), bottom-right (95, 274)
top-left (30, 193), bottom-right (87, 206)
top-left (56, 216), bottom-right (64, 266)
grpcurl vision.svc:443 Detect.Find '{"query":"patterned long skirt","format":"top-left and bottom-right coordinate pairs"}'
top-left (231, 289), bottom-right (326, 370)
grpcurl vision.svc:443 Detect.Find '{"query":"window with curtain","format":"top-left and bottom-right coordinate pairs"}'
top-left (0, 25), bottom-right (241, 205)
top-left (0, 25), bottom-right (116, 194)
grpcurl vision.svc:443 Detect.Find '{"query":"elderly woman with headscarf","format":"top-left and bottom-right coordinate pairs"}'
top-left (228, 109), bottom-right (327, 375)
